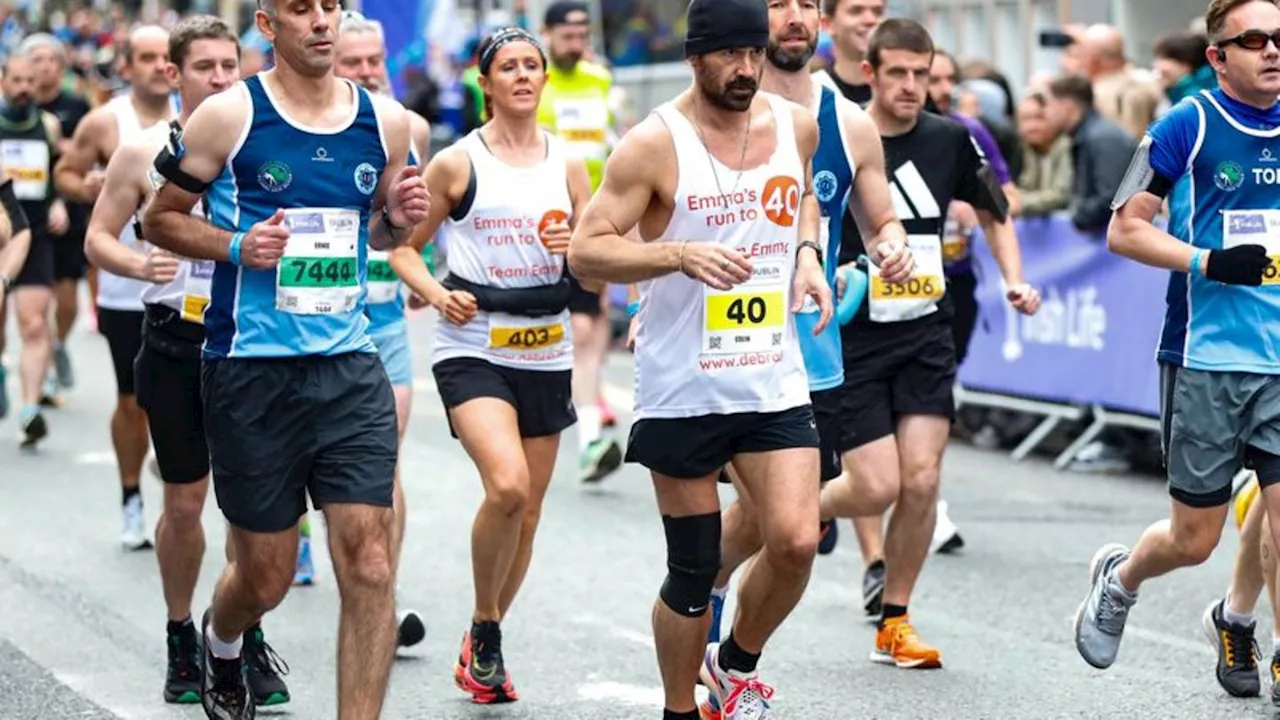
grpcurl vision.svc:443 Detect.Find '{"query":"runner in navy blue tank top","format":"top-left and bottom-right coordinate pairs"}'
top-left (141, 0), bottom-right (430, 716)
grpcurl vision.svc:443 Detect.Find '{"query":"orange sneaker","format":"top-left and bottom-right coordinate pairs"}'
top-left (453, 629), bottom-right (519, 704)
top-left (871, 615), bottom-right (942, 669)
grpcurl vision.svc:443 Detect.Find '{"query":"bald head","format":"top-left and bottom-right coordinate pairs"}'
top-left (1083, 23), bottom-right (1126, 75)
top-left (122, 24), bottom-right (173, 104)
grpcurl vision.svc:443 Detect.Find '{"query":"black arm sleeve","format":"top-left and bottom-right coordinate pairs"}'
top-left (0, 179), bottom-right (30, 235)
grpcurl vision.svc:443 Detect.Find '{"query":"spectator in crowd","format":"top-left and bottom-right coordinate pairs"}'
top-left (1046, 74), bottom-right (1137, 232)
top-left (929, 49), bottom-right (1020, 214)
top-left (1080, 23), bottom-right (1163, 139)
top-left (1016, 92), bottom-right (1073, 216)
top-left (957, 76), bottom-right (1024, 183)
top-left (1153, 31), bottom-right (1217, 106)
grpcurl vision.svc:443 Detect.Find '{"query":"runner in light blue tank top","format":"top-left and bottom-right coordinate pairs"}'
top-left (363, 143), bottom-right (418, 386)
top-left (203, 74), bottom-right (384, 359)
top-left (795, 84), bottom-right (855, 392)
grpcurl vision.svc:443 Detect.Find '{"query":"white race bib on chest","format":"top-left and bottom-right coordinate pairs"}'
top-left (868, 234), bottom-right (945, 323)
top-left (276, 208), bottom-right (361, 315)
top-left (702, 258), bottom-right (788, 356)
top-left (366, 248), bottom-right (400, 305)
top-left (182, 259), bottom-right (215, 324)
top-left (1224, 210), bottom-right (1280, 285)
top-left (554, 99), bottom-right (608, 159)
top-left (0, 138), bottom-right (49, 201)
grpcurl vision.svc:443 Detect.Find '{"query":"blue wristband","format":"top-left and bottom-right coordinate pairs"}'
top-left (627, 300), bottom-right (640, 318)
top-left (228, 232), bottom-right (245, 266)
top-left (1190, 248), bottom-right (1207, 276)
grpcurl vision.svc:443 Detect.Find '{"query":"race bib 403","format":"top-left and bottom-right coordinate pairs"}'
top-left (488, 313), bottom-right (567, 353)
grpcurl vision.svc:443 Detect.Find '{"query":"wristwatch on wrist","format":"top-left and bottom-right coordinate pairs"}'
top-left (796, 240), bottom-right (823, 267)
top-left (381, 206), bottom-right (405, 236)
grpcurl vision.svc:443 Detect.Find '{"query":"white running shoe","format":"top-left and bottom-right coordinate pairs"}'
top-left (929, 500), bottom-right (964, 555)
top-left (121, 495), bottom-right (153, 551)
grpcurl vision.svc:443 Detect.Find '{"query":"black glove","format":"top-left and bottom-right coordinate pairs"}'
top-left (1206, 244), bottom-right (1269, 286)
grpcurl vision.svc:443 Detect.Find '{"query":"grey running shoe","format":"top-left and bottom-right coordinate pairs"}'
top-left (862, 559), bottom-right (886, 618)
top-left (1073, 543), bottom-right (1136, 669)
top-left (1201, 598), bottom-right (1261, 697)
top-left (53, 345), bottom-right (74, 389)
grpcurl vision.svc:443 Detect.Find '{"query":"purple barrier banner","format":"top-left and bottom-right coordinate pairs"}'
top-left (959, 215), bottom-right (1168, 417)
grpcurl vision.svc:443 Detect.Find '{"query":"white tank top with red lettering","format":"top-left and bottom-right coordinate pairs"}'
top-left (431, 130), bottom-right (574, 371)
top-left (633, 93), bottom-right (810, 420)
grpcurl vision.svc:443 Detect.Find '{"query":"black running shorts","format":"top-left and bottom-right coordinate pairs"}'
top-left (839, 316), bottom-right (957, 452)
top-left (811, 387), bottom-right (844, 482)
top-left (626, 404), bottom-right (820, 480)
top-left (202, 352), bottom-right (398, 533)
top-left (11, 233), bottom-right (54, 288)
top-left (432, 356), bottom-right (576, 439)
top-left (98, 308), bottom-right (144, 396)
top-left (53, 232), bottom-right (88, 281)
top-left (135, 306), bottom-right (208, 484)
top-left (567, 275), bottom-right (603, 317)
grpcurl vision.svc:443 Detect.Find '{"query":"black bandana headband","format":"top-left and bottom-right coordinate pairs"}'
top-left (478, 27), bottom-right (547, 75)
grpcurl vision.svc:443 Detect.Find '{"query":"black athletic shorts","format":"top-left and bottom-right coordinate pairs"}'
top-left (627, 404), bottom-right (820, 480)
top-left (202, 352), bottom-right (398, 533)
top-left (948, 271), bottom-right (979, 367)
top-left (567, 275), bottom-right (602, 317)
top-left (98, 308), bottom-right (144, 396)
top-left (812, 387), bottom-right (844, 482)
top-left (12, 233), bottom-right (54, 288)
top-left (53, 231), bottom-right (88, 281)
top-left (839, 316), bottom-right (957, 452)
top-left (135, 305), bottom-right (208, 484)
top-left (432, 356), bottom-right (576, 439)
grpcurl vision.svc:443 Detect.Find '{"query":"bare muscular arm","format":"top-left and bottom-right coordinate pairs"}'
top-left (53, 108), bottom-right (114, 203)
top-left (568, 116), bottom-right (683, 284)
top-left (85, 141), bottom-right (151, 278)
top-left (141, 89), bottom-right (244, 260)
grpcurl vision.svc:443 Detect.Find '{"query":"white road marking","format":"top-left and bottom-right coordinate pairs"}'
top-left (576, 681), bottom-right (665, 707)
top-left (570, 614), bottom-right (655, 649)
top-left (73, 451), bottom-right (115, 466)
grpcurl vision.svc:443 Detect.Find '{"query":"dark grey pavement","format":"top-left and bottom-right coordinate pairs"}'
top-left (0, 308), bottom-right (1274, 719)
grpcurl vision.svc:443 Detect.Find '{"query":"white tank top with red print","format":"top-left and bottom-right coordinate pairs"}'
top-left (632, 92), bottom-right (810, 420)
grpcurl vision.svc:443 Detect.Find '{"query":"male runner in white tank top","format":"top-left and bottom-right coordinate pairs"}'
top-left (570, 1), bottom-right (910, 717)
top-left (55, 24), bottom-right (176, 551)
top-left (83, 16), bottom-right (291, 708)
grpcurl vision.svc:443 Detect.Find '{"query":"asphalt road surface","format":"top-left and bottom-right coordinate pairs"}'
top-left (0, 307), bottom-right (1274, 719)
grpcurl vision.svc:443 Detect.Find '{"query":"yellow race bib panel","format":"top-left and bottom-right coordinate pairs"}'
top-left (702, 259), bottom-right (787, 356)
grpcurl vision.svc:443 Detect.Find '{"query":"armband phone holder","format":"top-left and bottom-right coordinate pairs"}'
top-left (836, 255), bottom-right (869, 326)
top-left (153, 125), bottom-right (210, 195)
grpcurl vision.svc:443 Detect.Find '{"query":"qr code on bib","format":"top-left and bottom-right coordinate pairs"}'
top-left (772, 332), bottom-right (782, 347)
top-left (709, 336), bottom-right (722, 350)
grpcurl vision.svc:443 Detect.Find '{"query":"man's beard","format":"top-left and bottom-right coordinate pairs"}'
top-left (766, 36), bottom-right (815, 72)
top-left (697, 72), bottom-right (758, 112)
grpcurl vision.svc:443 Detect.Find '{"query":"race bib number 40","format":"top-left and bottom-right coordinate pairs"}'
top-left (488, 313), bottom-right (567, 353)
top-left (366, 249), bottom-right (400, 305)
top-left (276, 208), bottom-right (361, 315)
top-left (868, 234), bottom-right (945, 323)
top-left (703, 259), bottom-right (787, 356)
top-left (1224, 210), bottom-right (1280, 284)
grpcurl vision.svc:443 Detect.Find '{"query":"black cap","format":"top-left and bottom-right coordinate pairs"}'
top-left (544, 1), bottom-right (589, 28)
top-left (684, 0), bottom-right (769, 58)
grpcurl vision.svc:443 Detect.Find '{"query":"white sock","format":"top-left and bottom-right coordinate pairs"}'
top-left (1223, 593), bottom-right (1254, 626)
top-left (205, 623), bottom-right (244, 660)
top-left (710, 585), bottom-right (729, 600)
top-left (577, 404), bottom-right (603, 451)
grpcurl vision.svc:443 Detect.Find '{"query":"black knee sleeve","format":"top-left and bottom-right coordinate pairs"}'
top-left (659, 512), bottom-right (721, 618)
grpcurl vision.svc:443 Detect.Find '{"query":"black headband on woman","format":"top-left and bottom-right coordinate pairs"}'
top-left (478, 27), bottom-right (547, 75)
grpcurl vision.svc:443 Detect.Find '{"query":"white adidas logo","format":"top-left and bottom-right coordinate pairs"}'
top-left (888, 161), bottom-right (941, 221)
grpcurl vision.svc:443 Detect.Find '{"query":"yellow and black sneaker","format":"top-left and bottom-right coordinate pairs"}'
top-left (1202, 598), bottom-right (1261, 698)
top-left (1270, 649), bottom-right (1280, 706)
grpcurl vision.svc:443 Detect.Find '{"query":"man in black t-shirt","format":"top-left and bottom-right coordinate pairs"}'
top-left (817, 19), bottom-right (1041, 670)
top-left (24, 33), bottom-right (90, 392)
